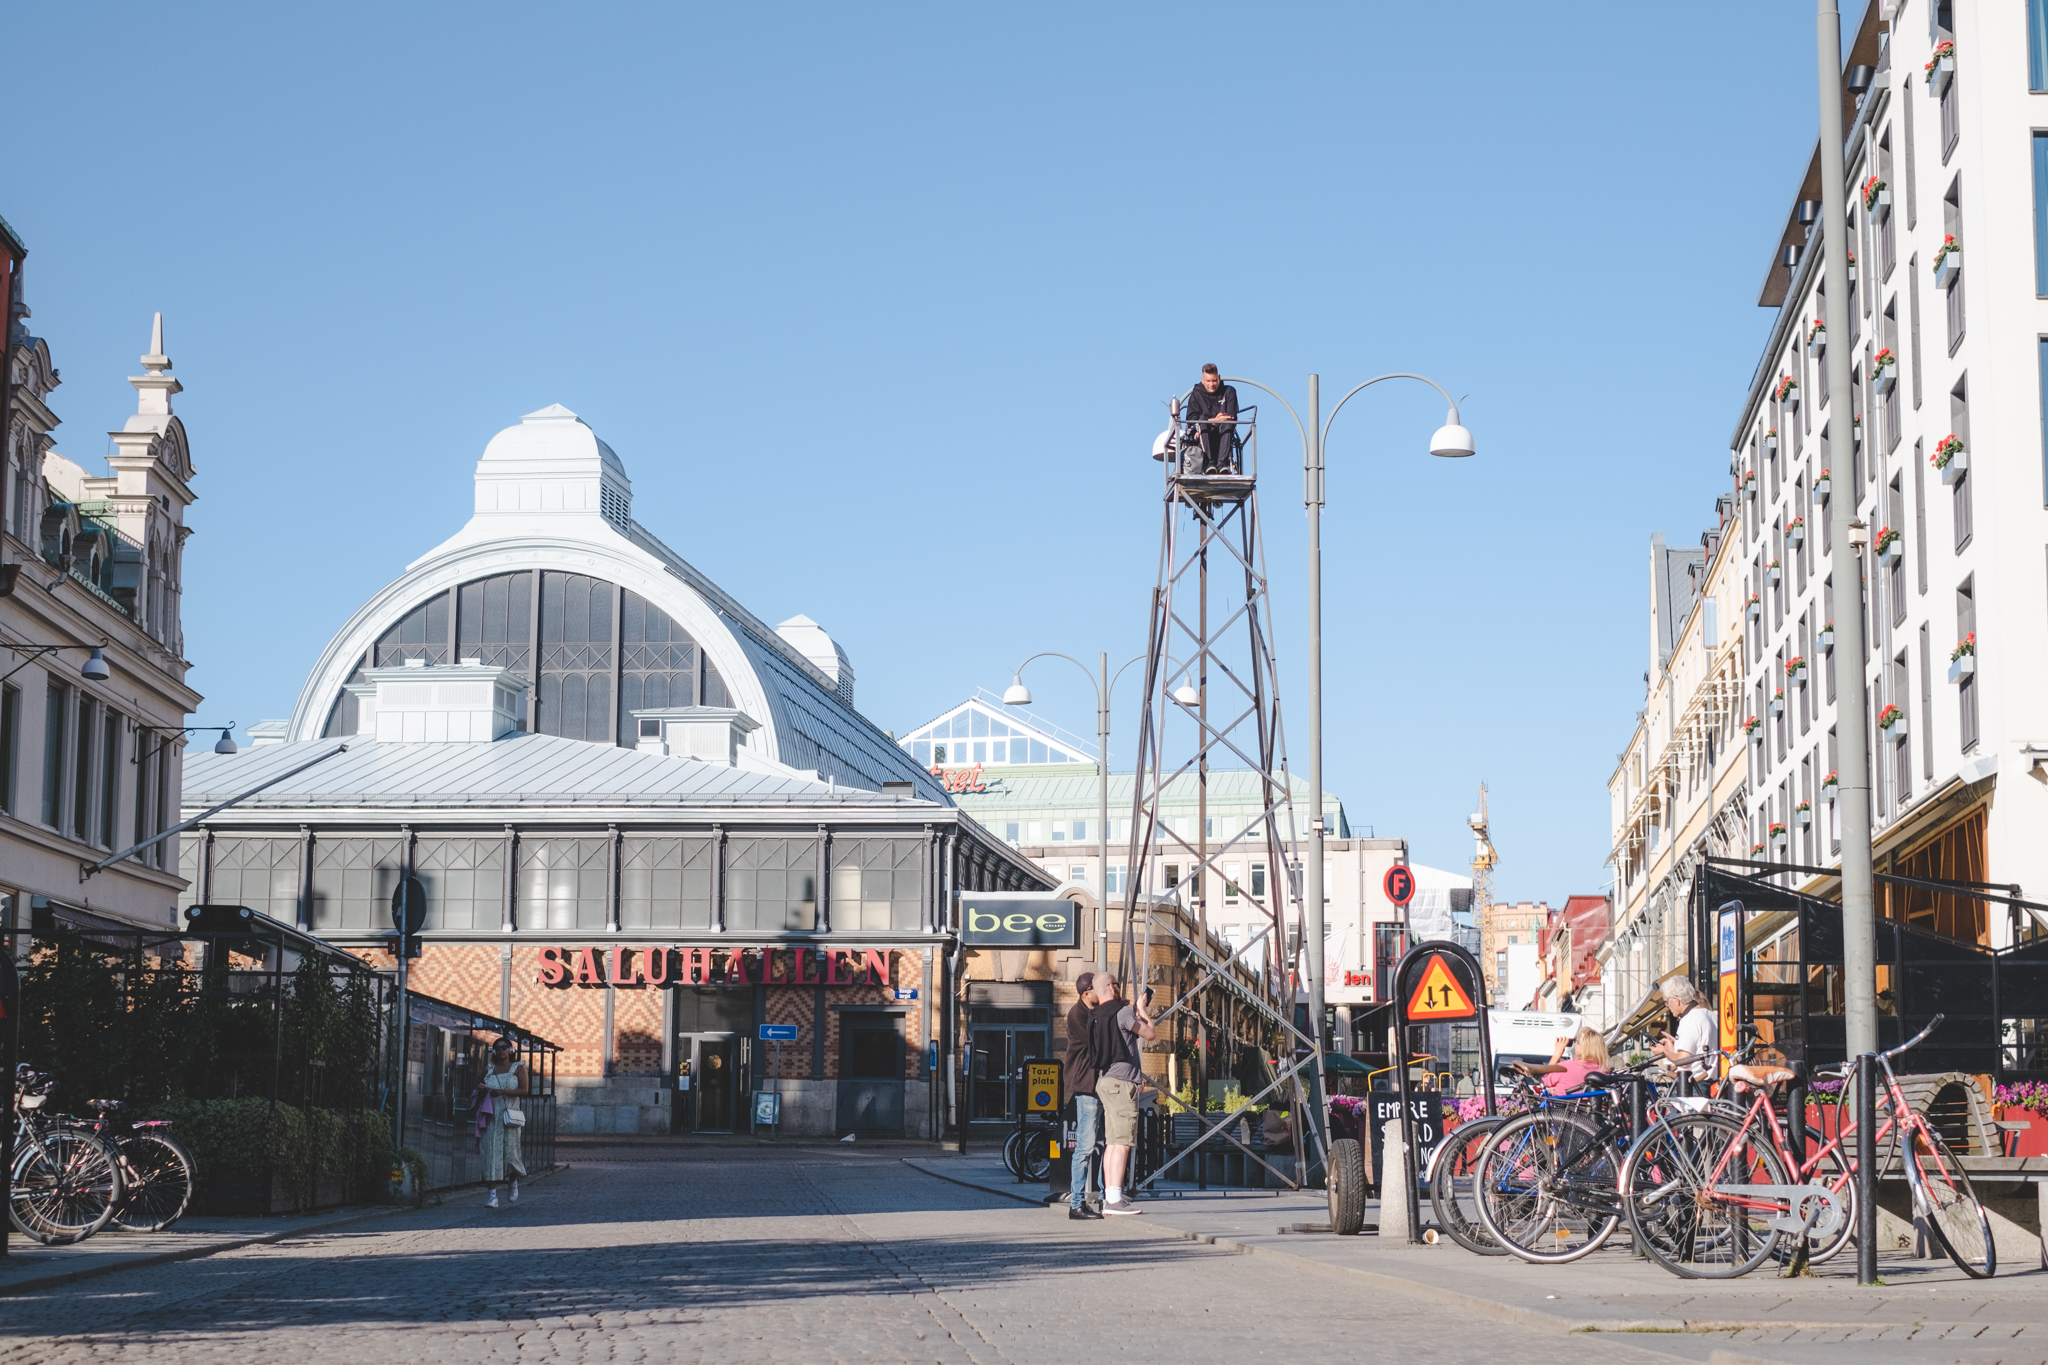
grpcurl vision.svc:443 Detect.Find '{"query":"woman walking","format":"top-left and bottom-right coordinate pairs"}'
top-left (474, 1035), bottom-right (529, 1208)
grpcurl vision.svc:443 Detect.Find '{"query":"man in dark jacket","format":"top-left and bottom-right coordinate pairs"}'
top-left (1061, 971), bottom-right (1102, 1218)
top-left (1088, 974), bottom-right (1157, 1214)
top-left (1183, 363), bottom-right (1239, 474)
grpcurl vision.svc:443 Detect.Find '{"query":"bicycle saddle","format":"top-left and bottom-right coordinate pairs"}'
top-left (1583, 1071), bottom-right (1648, 1088)
top-left (1727, 1061), bottom-right (1803, 1089)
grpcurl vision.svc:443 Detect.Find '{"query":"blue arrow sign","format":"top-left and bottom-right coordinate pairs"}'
top-left (759, 1024), bottom-right (799, 1041)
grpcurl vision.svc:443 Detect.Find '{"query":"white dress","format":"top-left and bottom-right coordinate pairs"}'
top-left (480, 1068), bottom-right (527, 1182)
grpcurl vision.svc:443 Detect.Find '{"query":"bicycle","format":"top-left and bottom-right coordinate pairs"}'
top-left (1003, 1119), bottom-right (1057, 1183)
top-left (9, 1068), bottom-right (126, 1246)
top-left (1469, 1068), bottom-right (1663, 1264)
top-left (1622, 1014), bottom-right (1994, 1279)
top-left (1427, 1071), bottom-right (1553, 1256)
top-left (65, 1099), bottom-right (198, 1233)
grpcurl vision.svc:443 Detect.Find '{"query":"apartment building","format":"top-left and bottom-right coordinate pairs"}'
top-left (1734, 0), bottom-right (2048, 943)
top-left (1482, 899), bottom-right (1550, 1008)
top-left (2, 267), bottom-right (203, 934)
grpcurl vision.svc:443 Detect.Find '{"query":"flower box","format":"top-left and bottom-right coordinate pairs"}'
top-left (1879, 704), bottom-right (1908, 739)
top-left (1763, 431), bottom-right (1779, 456)
top-left (1819, 628), bottom-right (1835, 652)
top-left (1873, 366), bottom-right (1896, 395)
top-left (1787, 658), bottom-right (1808, 683)
top-left (1746, 597), bottom-right (1762, 620)
top-left (1868, 188), bottom-right (1890, 222)
top-left (1926, 47), bottom-right (1955, 97)
top-left (1788, 524), bottom-right (1804, 545)
top-left (1783, 389), bottom-right (1801, 414)
top-left (1770, 825), bottom-right (1789, 849)
top-left (1949, 654), bottom-right (1975, 683)
top-left (1767, 562), bottom-right (1782, 585)
top-left (1794, 803), bottom-right (1812, 827)
top-left (1807, 327), bottom-right (1826, 358)
top-left (1878, 539), bottom-right (1902, 567)
top-left (1942, 451), bottom-right (1968, 485)
top-left (1769, 694), bottom-right (1785, 718)
top-left (1997, 1106), bottom-right (2048, 1159)
top-left (1814, 473), bottom-right (1831, 503)
top-left (1935, 247), bottom-right (1962, 290)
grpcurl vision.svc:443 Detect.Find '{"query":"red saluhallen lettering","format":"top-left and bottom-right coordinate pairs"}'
top-left (533, 945), bottom-right (894, 989)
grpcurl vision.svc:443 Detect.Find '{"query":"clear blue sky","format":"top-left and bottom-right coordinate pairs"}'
top-left (8, 3), bottom-right (1851, 904)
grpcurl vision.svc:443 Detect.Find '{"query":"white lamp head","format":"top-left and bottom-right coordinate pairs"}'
top-left (1173, 680), bottom-right (1201, 707)
top-left (1430, 407), bottom-right (1475, 459)
top-left (1152, 429), bottom-right (1175, 461)
top-left (1002, 676), bottom-right (1032, 706)
top-left (80, 647), bottom-right (111, 682)
top-left (214, 729), bottom-right (239, 755)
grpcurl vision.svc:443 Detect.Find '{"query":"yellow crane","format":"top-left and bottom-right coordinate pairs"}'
top-left (1469, 783), bottom-right (1498, 1002)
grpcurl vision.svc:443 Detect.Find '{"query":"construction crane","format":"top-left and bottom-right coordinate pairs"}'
top-left (1469, 783), bottom-right (1498, 1001)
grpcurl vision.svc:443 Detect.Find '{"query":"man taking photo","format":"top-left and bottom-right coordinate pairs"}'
top-left (1087, 974), bottom-right (1157, 1215)
top-left (1062, 971), bottom-right (1102, 1220)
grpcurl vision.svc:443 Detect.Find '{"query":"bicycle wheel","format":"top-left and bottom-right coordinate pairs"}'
top-left (9, 1130), bottom-right (124, 1245)
top-left (1018, 1130), bottom-right (1054, 1183)
top-left (1908, 1124), bottom-right (1994, 1278)
top-left (1001, 1129), bottom-right (1026, 1179)
top-left (109, 1131), bottom-right (197, 1233)
top-left (1623, 1113), bottom-right (1788, 1279)
top-left (1428, 1118), bottom-right (1508, 1256)
top-left (1472, 1110), bottom-right (1622, 1264)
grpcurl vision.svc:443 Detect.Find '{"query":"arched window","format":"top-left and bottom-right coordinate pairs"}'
top-left (617, 588), bottom-right (726, 744)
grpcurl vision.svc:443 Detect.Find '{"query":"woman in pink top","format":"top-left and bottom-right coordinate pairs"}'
top-left (1513, 1028), bottom-right (1612, 1095)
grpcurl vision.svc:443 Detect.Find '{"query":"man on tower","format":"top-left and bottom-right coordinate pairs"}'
top-left (1183, 364), bottom-right (1239, 474)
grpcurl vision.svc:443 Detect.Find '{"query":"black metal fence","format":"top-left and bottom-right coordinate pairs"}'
top-left (399, 994), bottom-right (557, 1193)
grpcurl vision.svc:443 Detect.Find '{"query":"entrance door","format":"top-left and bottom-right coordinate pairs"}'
top-left (677, 1033), bottom-right (741, 1132)
top-left (969, 1027), bottom-right (1048, 1122)
top-left (836, 1016), bottom-right (906, 1135)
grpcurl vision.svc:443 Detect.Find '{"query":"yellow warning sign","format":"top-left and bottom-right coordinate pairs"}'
top-left (1405, 953), bottom-right (1477, 1021)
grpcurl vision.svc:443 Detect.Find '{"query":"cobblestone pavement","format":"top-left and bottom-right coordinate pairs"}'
top-left (0, 1144), bottom-right (1711, 1364)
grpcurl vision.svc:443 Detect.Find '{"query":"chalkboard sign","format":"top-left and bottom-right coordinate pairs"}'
top-left (1366, 1092), bottom-right (1446, 1191)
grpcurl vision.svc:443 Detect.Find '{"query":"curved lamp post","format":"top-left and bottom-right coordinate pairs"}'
top-left (1222, 372), bottom-right (1474, 1049)
top-left (1003, 651), bottom-right (1198, 974)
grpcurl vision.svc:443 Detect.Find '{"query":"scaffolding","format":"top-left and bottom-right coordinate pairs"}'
top-left (1118, 398), bottom-right (1324, 1195)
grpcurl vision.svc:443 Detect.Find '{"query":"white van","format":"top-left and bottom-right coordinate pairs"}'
top-left (1486, 1010), bottom-right (1584, 1070)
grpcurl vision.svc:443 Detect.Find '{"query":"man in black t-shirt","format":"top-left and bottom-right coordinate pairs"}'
top-left (1183, 363), bottom-right (1239, 475)
top-left (1087, 975), bottom-right (1156, 1215)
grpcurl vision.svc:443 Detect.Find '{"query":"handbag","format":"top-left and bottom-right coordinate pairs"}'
top-left (504, 1105), bottom-right (527, 1127)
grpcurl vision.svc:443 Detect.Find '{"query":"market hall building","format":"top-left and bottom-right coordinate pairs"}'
top-left (181, 404), bottom-right (1053, 1139)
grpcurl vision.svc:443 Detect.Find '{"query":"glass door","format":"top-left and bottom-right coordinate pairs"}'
top-left (678, 1033), bottom-right (740, 1132)
top-left (969, 1028), bottom-right (1048, 1121)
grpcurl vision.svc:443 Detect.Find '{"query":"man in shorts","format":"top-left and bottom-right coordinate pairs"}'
top-left (1062, 971), bottom-right (1102, 1219)
top-left (1087, 974), bottom-right (1156, 1215)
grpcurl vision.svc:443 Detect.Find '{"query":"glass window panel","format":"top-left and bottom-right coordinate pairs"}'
top-left (913, 741), bottom-right (931, 764)
top-left (414, 837), bottom-right (506, 931)
top-left (951, 714), bottom-right (970, 739)
top-left (992, 721), bottom-right (1009, 737)
top-left (1030, 740), bottom-right (1047, 763)
top-left (375, 593), bottom-right (451, 667)
top-left (1005, 823), bottom-right (1020, 842)
top-left (1051, 749), bottom-right (1066, 763)
top-left (309, 838), bottom-right (406, 931)
top-left (1072, 820), bottom-right (1087, 841)
top-left (516, 837), bottom-right (608, 930)
top-left (207, 838), bottom-right (303, 922)
top-left (619, 836), bottom-right (714, 929)
top-left (830, 837), bottom-right (924, 933)
top-left (972, 742), bottom-right (986, 763)
top-left (971, 710), bottom-right (988, 737)
top-left (726, 837), bottom-right (818, 931)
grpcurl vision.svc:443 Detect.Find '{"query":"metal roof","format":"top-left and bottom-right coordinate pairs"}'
top-left (184, 735), bottom-right (933, 811)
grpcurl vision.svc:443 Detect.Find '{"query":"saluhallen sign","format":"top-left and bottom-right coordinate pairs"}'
top-left (536, 945), bottom-right (895, 989)
top-left (958, 894), bottom-right (1081, 949)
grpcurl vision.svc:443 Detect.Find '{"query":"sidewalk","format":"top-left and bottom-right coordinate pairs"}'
top-left (0, 1163), bottom-right (568, 1297)
top-left (904, 1152), bottom-right (2048, 1361)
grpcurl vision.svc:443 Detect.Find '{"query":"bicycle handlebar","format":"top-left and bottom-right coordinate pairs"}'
top-left (1878, 1012), bottom-right (1942, 1061)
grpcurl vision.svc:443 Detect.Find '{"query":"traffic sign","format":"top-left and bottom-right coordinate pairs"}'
top-left (1383, 865), bottom-right (1416, 907)
top-left (759, 1024), bottom-right (799, 1041)
top-left (1025, 1060), bottom-right (1061, 1113)
top-left (1405, 952), bottom-right (1477, 1021)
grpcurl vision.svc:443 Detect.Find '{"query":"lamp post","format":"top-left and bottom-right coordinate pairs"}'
top-left (1223, 373), bottom-right (1473, 1049)
top-left (1004, 651), bottom-right (1198, 975)
top-left (0, 639), bottom-right (110, 685)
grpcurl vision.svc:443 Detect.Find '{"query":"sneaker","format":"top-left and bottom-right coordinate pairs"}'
top-left (485, 1189), bottom-right (499, 1208)
top-left (1069, 1205), bottom-right (1103, 1220)
top-left (509, 1181), bottom-right (519, 1204)
top-left (1102, 1201), bottom-right (1142, 1216)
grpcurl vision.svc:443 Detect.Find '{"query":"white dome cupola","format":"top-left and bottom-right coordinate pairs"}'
top-left (471, 403), bottom-right (631, 531)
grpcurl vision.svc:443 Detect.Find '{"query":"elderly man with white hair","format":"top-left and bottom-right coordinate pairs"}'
top-left (1651, 977), bottom-right (1717, 1090)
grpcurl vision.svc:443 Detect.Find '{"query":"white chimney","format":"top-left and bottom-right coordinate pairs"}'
top-left (247, 721), bottom-right (292, 747)
top-left (631, 706), bottom-right (760, 765)
top-left (357, 659), bottom-right (531, 743)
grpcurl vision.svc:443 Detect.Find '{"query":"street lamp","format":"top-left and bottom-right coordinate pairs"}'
top-left (1223, 372), bottom-right (1474, 1050)
top-left (1, 638), bottom-right (111, 685)
top-left (135, 721), bottom-right (240, 758)
top-left (1004, 650), bottom-right (1194, 974)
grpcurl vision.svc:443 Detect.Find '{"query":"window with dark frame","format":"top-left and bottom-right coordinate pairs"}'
top-left (1957, 578), bottom-right (1979, 751)
top-left (1943, 178), bottom-right (1966, 351)
top-left (0, 683), bottom-right (16, 816)
top-left (1951, 377), bottom-right (1973, 550)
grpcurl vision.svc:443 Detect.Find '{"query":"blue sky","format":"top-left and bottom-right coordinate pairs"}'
top-left (8, 3), bottom-right (1851, 904)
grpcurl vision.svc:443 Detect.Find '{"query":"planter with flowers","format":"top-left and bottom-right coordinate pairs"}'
top-left (1934, 433), bottom-right (1966, 485)
top-left (1775, 375), bottom-right (1800, 412)
top-left (1949, 632), bottom-right (1976, 684)
top-left (1750, 842), bottom-right (1767, 857)
top-left (1767, 558), bottom-right (1782, 585)
top-left (1872, 346), bottom-right (1898, 395)
top-left (1847, 247), bottom-right (1857, 284)
top-left (1878, 702), bottom-right (1908, 739)
top-left (1742, 468), bottom-right (1758, 497)
top-left (1742, 714), bottom-right (1761, 740)
top-left (1862, 174), bottom-right (1890, 222)
top-left (1994, 1082), bottom-right (2048, 1158)
top-left (1787, 515), bottom-right (1805, 545)
top-left (1934, 234), bottom-right (1962, 289)
top-left (1769, 687), bottom-right (1786, 718)
top-left (1746, 592), bottom-right (1762, 621)
top-left (1769, 821), bottom-right (1789, 849)
top-left (1786, 655), bottom-right (1808, 684)
top-left (1815, 468), bottom-right (1831, 503)
top-left (1807, 320), bottom-right (1826, 357)
top-left (1875, 525), bottom-right (1902, 567)
top-left (1762, 427), bottom-right (1779, 456)
top-left (1794, 799), bottom-right (1813, 827)
top-left (1821, 769), bottom-right (1839, 803)
top-left (1820, 619), bottom-right (1835, 651)
top-left (1926, 39), bottom-right (1955, 95)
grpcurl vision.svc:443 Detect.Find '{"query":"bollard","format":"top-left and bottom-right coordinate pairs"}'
top-left (1379, 1120), bottom-right (1412, 1245)
top-left (1855, 1051), bottom-right (1878, 1286)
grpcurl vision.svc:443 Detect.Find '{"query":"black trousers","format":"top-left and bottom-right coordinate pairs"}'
top-left (1190, 423), bottom-right (1235, 474)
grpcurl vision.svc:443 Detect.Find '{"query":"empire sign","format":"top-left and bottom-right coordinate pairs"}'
top-left (536, 944), bottom-right (895, 989)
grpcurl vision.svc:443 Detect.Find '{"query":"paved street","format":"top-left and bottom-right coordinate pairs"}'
top-left (0, 1144), bottom-right (1707, 1365)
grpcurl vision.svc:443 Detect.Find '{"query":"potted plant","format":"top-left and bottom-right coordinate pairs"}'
top-left (1786, 654), bottom-right (1808, 683)
top-left (1878, 702), bottom-right (1907, 738)
top-left (1993, 1082), bottom-right (2048, 1158)
top-left (1742, 714), bottom-right (1761, 739)
top-left (1787, 515), bottom-right (1805, 545)
top-left (1847, 246), bottom-right (1857, 284)
top-left (1742, 467), bottom-right (1758, 494)
top-left (1767, 557), bottom-right (1782, 585)
top-left (1861, 174), bottom-right (1890, 221)
top-left (1775, 374), bottom-right (1799, 410)
top-left (1873, 346), bottom-right (1898, 394)
top-left (1749, 841), bottom-right (1767, 857)
top-left (1926, 39), bottom-right (1955, 94)
top-left (1807, 319), bottom-right (1826, 356)
top-left (1933, 433), bottom-right (1966, 485)
top-left (1852, 413), bottom-right (1863, 449)
top-left (1794, 799), bottom-right (1812, 827)
top-left (1769, 687), bottom-right (1785, 717)
top-left (1874, 524), bottom-right (1902, 566)
top-left (1762, 427), bottom-right (1779, 456)
top-left (1746, 592), bottom-right (1762, 620)
top-left (1819, 619), bottom-right (1835, 651)
top-left (1769, 821), bottom-right (1789, 848)
top-left (1934, 233), bottom-right (1962, 289)
top-left (1948, 631), bottom-right (1976, 683)
top-left (1814, 467), bottom-right (1831, 502)
top-left (1821, 769), bottom-right (1839, 801)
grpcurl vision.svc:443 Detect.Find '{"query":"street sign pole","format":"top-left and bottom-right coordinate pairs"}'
top-left (757, 1024), bottom-right (799, 1139)
top-left (1390, 942), bottom-right (1491, 1243)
